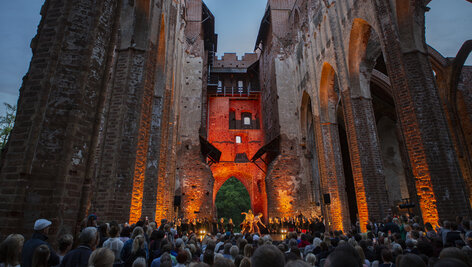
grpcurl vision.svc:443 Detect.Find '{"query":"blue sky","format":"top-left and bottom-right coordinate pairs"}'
top-left (0, 0), bottom-right (471, 113)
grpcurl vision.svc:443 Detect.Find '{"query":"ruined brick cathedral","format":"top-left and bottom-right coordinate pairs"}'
top-left (1, 0), bottom-right (472, 237)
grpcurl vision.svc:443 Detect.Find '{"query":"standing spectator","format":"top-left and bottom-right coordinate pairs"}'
top-left (102, 222), bottom-right (124, 265)
top-left (32, 244), bottom-right (50, 267)
top-left (124, 235), bottom-right (147, 267)
top-left (21, 219), bottom-right (60, 267)
top-left (121, 227), bottom-right (148, 263)
top-left (98, 223), bottom-right (109, 248)
top-left (60, 227), bottom-right (99, 267)
top-left (53, 234), bottom-right (73, 267)
top-left (0, 234), bottom-right (24, 267)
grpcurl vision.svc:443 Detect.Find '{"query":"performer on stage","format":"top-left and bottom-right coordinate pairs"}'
top-left (253, 213), bottom-right (266, 234)
top-left (218, 218), bottom-right (225, 233)
top-left (227, 218), bottom-right (235, 234)
top-left (241, 210), bottom-right (255, 234)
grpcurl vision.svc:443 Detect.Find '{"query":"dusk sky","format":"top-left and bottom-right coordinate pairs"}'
top-left (0, 0), bottom-right (471, 114)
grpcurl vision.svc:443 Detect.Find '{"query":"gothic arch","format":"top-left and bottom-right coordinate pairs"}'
top-left (320, 62), bottom-right (339, 123)
top-left (348, 18), bottom-right (382, 98)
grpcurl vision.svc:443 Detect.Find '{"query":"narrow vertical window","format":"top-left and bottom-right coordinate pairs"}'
top-left (235, 136), bottom-right (242, 144)
top-left (243, 117), bottom-right (251, 125)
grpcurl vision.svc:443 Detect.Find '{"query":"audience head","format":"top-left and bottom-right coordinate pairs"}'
top-left (88, 247), bottom-right (115, 267)
top-left (0, 234), bottom-right (24, 266)
top-left (240, 256), bottom-right (251, 267)
top-left (80, 227), bottom-right (99, 249)
top-left (108, 221), bottom-right (120, 238)
top-left (33, 219), bottom-right (52, 235)
top-left (324, 244), bottom-right (362, 267)
top-left (213, 257), bottom-right (235, 267)
top-left (132, 257), bottom-right (146, 267)
top-left (32, 244), bottom-right (50, 267)
top-left (251, 244), bottom-right (285, 267)
top-left (285, 260), bottom-right (311, 267)
top-left (396, 254), bottom-right (426, 267)
top-left (57, 234), bottom-right (73, 254)
top-left (439, 247), bottom-right (470, 266)
top-left (131, 235), bottom-right (145, 254)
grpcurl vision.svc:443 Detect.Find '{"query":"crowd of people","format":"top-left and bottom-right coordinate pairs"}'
top-left (1, 213), bottom-right (472, 267)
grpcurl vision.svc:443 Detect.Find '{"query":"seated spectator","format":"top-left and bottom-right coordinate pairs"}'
top-left (439, 247), bottom-right (470, 266)
top-left (213, 257), bottom-right (235, 267)
top-left (285, 259), bottom-right (311, 267)
top-left (395, 254), bottom-right (426, 267)
top-left (251, 245), bottom-right (285, 267)
top-left (433, 258), bottom-right (468, 267)
top-left (132, 257), bottom-right (146, 267)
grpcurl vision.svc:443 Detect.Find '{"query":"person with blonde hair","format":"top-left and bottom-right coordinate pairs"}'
top-left (32, 244), bottom-right (50, 267)
top-left (121, 227), bottom-right (148, 265)
top-left (124, 235), bottom-right (147, 267)
top-left (132, 257), bottom-right (146, 267)
top-left (88, 247), bottom-right (114, 267)
top-left (305, 253), bottom-right (317, 266)
top-left (0, 234), bottom-right (24, 267)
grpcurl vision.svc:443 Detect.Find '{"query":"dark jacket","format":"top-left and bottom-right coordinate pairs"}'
top-left (60, 245), bottom-right (93, 267)
top-left (21, 232), bottom-right (60, 267)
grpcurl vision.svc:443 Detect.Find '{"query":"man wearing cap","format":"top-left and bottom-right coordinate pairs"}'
top-left (21, 219), bottom-right (60, 267)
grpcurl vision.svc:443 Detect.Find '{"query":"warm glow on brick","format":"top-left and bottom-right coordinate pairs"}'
top-left (207, 96), bottom-right (268, 219)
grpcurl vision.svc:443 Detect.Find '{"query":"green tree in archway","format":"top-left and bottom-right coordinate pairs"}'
top-left (215, 177), bottom-right (251, 231)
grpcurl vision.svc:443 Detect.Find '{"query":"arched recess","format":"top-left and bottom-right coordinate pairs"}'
top-left (348, 19), bottom-right (382, 98)
top-left (300, 92), bottom-right (322, 209)
top-left (211, 165), bottom-right (267, 221)
top-left (317, 62), bottom-right (351, 232)
top-left (215, 177), bottom-right (251, 228)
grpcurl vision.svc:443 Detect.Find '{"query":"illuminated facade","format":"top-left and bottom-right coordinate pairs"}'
top-left (0, 0), bottom-right (471, 237)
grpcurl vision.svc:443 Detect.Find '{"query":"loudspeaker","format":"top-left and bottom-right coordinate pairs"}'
top-left (174, 196), bottom-right (181, 207)
top-left (323, 194), bottom-right (331, 205)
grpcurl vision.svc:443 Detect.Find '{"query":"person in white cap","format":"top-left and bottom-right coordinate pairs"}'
top-left (21, 219), bottom-right (60, 267)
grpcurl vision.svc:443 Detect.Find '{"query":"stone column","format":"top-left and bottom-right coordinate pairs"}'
top-left (0, 0), bottom-right (119, 236)
top-left (373, 0), bottom-right (471, 223)
top-left (341, 92), bottom-right (390, 232)
top-left (315, 117), bottom-right (351, 232)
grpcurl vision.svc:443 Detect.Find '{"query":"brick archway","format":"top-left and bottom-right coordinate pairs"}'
top-left (211, 163), bottom-right (267, 221)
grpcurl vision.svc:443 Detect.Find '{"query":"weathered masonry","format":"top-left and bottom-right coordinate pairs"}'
top-left (0, 0), bottom-right (471, 237)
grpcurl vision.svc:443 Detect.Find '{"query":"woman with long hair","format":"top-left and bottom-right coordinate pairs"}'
top-left (0, 234), bottom-right (24, 267)
top-left (124, 235), bottom-right (147, 267)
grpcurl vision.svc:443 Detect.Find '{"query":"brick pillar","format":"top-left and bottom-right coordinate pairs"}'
top-left (373, 0), bottom-right (471, 224)
top-left (341, 93), bottom-right (390, 232)
top-left (314, 117), bottom-right (350, 232)
top-left (0, 0), bottom-right (119, 236)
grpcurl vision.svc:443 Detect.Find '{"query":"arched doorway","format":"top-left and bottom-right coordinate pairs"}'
top-left (215, 177), bottom-right (251, 231)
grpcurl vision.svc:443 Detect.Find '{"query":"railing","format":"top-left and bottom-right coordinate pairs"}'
top-left (207, 85), bottom-right (261, 97)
